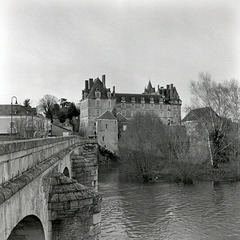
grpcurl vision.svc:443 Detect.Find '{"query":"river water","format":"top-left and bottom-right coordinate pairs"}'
top-left (98, 165), bottom-right (240, 240)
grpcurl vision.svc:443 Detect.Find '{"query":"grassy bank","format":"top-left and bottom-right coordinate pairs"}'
top-left (118, 158), bottom-right (240, 185)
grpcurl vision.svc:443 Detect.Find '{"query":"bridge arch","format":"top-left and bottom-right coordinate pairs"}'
top-left (63, 167), bottom-right (70, 177)
top-left (8, 215), bottom-right (45, 240)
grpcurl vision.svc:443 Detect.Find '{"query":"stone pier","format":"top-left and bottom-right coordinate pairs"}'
top-left (71, 144), bottom-right (98, 191)
top-left (49, 172), bottom-right (102, 240)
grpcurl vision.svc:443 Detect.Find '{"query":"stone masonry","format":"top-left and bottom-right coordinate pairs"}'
top-left (71, 143), bottom-right (98, 191)
top-left (49, 172), bottom-right (102, 240)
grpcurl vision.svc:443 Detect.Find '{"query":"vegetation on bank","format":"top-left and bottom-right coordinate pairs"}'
top-left (117, 73), bottom-right (239, 184)
top-left (118, 112), bottom-right (239, 184)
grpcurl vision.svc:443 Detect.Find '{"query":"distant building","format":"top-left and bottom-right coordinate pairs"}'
top-left (116, 112), bottom-right (129, 138)
top-left (52, 118), bottom-right (73, 136)
top-left (182, 107), bottom-right (223, 161)
top-left (0, 104), bottom-right (50, 138)
top-left (96, 110), bottom-right (118, 153)
top-left (79, 75), bottom-right (116, 137)
top-left (181, 107), bottom-right (218, 136)
top-left (79, 75), bottom-right (182, 137)
top-left (115, 80), bottom-right (182, 125)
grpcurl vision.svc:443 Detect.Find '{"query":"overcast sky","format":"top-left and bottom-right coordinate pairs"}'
top-left (1, 0), bottom-right (240, 114)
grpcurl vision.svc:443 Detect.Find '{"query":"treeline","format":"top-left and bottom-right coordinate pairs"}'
top-left (37, 95), bottom-right (80, 131)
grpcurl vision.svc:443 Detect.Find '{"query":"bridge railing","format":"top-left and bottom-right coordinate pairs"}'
top-left (0, 136), bottom-right (96, 185)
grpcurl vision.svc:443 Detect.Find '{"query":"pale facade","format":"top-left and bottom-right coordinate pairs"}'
top-left (96, 111), bottom-right (118, 153)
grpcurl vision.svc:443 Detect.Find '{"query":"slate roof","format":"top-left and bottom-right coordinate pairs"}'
top-left (144, 80), bottom-right (155, 94)
top-left (0, 105), bottom-right (37, 116)
top-left (86, 78), bottom-right (111, 99)
top-left (115, 93), bottom-right (174, 104)
top-left (97, 110), bottom-right (116, 120)
top-left (182, 107), bottom-right (218, 122)
top-left (116, 112), bottom-right (128, 122)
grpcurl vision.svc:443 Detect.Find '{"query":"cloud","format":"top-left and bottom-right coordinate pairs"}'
top-left (0, 0), bottom-right (239, 109)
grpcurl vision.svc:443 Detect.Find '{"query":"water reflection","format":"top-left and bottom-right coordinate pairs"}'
top-left (99, 165), bottom-right (240, 240)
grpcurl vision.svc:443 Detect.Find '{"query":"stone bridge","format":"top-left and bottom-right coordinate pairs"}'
top-left (0, 136), bottom-right (102, 240)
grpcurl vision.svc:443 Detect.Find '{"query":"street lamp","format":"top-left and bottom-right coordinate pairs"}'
top-left (10, 96), bottom-right (18, 137)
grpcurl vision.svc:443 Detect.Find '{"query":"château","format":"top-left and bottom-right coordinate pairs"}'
top-left (79, 75), bottom-right (182, 137)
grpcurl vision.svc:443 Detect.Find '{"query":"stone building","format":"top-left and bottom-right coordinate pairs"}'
top-left (79, 75), bottom-right (116, 137)
top-left (96, 110), bottom-right (118, 153)
top-left (115, 80), bottom-right (182, 125)
top-left (79, 75), bottom-right (182, 137)
top-left (0, 104), bottom-right (50, 138)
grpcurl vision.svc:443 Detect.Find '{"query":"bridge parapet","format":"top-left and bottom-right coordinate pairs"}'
top-left (0, 136), bottom-right (97, 185)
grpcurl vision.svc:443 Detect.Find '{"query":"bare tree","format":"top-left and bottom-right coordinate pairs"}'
top-left (187, 73), bottom-right (239, 168)
top-left (119, 112), bottom-right (168, 182)
top-left (37, 94), bottom-right (59, 122)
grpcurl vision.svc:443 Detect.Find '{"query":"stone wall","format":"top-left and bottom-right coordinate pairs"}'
top-left (71, 143), bottom-right (98, 191)
top-left (49, 172), bottom-right (101, 240)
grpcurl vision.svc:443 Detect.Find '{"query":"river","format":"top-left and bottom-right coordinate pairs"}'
top-left (98, 164), bottom-right (240, 240)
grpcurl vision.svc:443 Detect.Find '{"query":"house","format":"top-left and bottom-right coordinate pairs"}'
top-left (79, 75), bottom-right (182, 137)
top-left (181, 107), bottom-right (238, 162)
top-left (0, 104), bottom-right (50, 138)
top-left (181, 107), bottom-right (219, 138)
top-left (116, 112), bottom-right (129, 138)
top-left (96, 110), bottom-right (118, 153)
top-left (51, 118), bottom-right (73, 136)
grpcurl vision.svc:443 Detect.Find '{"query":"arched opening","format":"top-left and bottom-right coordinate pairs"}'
top-left (63, 167), bottom-right (70, 177)
top-left (8, 215), bottom-right (45, 240)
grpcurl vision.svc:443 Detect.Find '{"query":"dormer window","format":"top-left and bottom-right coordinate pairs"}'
top-left (150, 97), bottom-right (154, 104)
top-left (95, 89), bottom-right (101, 98)
top-left (159, 97), bottom-right (164, 103)
top-left (107, 91), bottom-right (111, 98)
top-left (131, 97), bottom-right (135, 103)
top-left (141, 97), bottom-right (145, 103)
top-left (121, 97), bottom-right (125, 103)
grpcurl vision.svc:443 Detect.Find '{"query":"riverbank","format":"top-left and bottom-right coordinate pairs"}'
top-left (100, 160), bottom-right (240, 185)
top-left (98, 164), bottom-right (240, 240)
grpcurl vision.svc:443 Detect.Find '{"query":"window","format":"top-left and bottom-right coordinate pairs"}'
top-left (106, 124), bottom-right (108, 129)
top-left (131, 111), bottom-right (136, 117)
top-left (159, 104), bottom-right (163, 109)
top-left (123, 125), bottom-right (127, 131)
top-left (122, 110), bottom-right (126, 116)
top-left (96, 109), bottom-right (101, 117)
top-left (102, 136), bottom-right (105, 141)
top-left (121, 97), bottom-right (125, 102)
top-left (95, 89), bottom-right (101, 98)
top-left (121, 103), bottom-right (126, 109)
top-left (131, 97), bottom-right (135, 103)
top-left (95, 100), bottom-right (100, 107)
top-left (150, 97), bottom-right (154, 104)
top-left (141, 97), bottom-right (145, 103)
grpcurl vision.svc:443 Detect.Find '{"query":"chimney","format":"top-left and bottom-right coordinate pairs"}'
top-left (102, 75), bottom-right (106, 88)
top-left (113, 86), bottom-right (115, 96)
top-left (166, 85), bottom-right (170, 100)
top-left (85, 80), bottom-right (89, 90)
top-left (89, 78), bottom-right (94, 89)
top-left (170, 84), bottom-right (173, 99)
